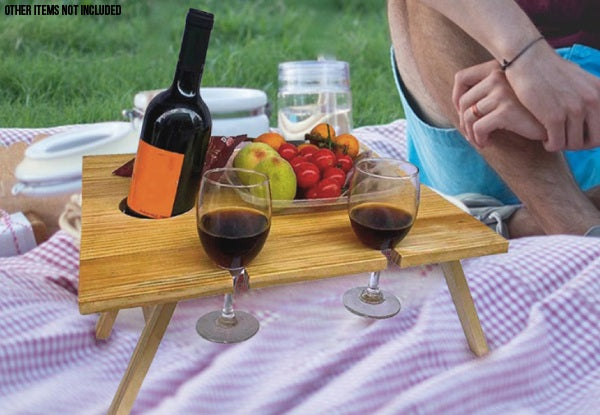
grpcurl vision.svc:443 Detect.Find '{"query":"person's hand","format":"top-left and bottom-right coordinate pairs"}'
top-left (504, 41), bottom-right (600, 151)
top-left (452, 60), bottom-right (546, 148)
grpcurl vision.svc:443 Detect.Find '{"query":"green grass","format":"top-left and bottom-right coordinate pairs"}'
top-left (0, 0), bottom-right (403, 128)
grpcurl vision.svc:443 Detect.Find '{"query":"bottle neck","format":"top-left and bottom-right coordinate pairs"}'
top-left (172, 67), bottom-right (202, 98)
top-left (171, 16), bottom-right (212, 98)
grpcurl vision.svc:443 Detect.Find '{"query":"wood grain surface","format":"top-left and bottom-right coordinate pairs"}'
top-left (78, 154), bottom-right (507, 314)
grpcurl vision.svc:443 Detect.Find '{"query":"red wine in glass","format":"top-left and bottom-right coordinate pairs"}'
top-left (198, 207), bottom-right (270, 270)
top-left (195, 167), bottom-right (271, 343)
top-left (349, 203), bottom-right (414, 251)
top-left (343, 157), bottom-right (420, 319)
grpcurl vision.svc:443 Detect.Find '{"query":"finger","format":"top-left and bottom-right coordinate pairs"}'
top-left (470, 98), bottom-right (495, 146)
top-left (544, 119), bottom-right (566, 152)
top-left (459, 102), bottom-right (480, 136)
top-left (462, 102), bottom-right (487, 145)
top-left (565, 113), bottom-right (584, 151)
top-left (460, 105), bottom-right (475, 143)
top-left (581, 78), bottom-right (600, 149)
top-left (472, 113), bottom-right (499, 148)
top-left (502, 104), bottom-right (547, 143)
top-left (523, 119), bottom-right (547, 142)
top-left (462, 107), bottom-right (476, 144)
top-left (472, 100), bottom-right (546, 147)
top-left (457, 75), bottom-right (494, 117)
top-left (583, 105), bottom-right (600, 149)
top-left (452, 60), bottom-right (498, 110)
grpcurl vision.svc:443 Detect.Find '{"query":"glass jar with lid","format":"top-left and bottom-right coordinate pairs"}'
top-left (277, 60), bottom-right (353, 141)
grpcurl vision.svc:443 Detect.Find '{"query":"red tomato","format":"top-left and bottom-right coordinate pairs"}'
top-left (294, 162), bottom-right (320, 189)
top-left (305, 186), bottom-right (319, 199)
top-left (336, 154), bottom-right (353, 173)
top-left (312, 148), bottom-right (336, 172)
top-left (289, 155), bottom-right (306, 169)
top-left (316, 178), bottom-right (342, 198)
top-left (278, 143), bottom-right (298, 161)
top-left (322, 166), bottom-right (346, 187)
top-left (298, 144), bottom-right (319, 157)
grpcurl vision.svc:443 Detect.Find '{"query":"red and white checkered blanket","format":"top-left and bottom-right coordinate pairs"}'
top-left (2, 121), bottom-right (600, 415)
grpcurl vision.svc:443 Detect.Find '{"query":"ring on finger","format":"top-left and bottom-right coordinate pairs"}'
top-left (470, 103), bottom-right (483, 119)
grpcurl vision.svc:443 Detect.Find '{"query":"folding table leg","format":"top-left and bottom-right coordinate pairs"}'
top-left (142, 306), bottom-right (155, 323)
top-left (96, 310), bottom-right (119, 340)
top-left (108, 302), bottom-right (177, 415)
top-left (440, 260), bottom-right (489, 356)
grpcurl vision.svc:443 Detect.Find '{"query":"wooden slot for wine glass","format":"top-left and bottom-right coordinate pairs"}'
top-left (78, 153), bottom-right (508, 415)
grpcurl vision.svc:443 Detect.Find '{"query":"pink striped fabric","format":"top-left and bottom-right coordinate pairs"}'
top-left (1, 121), bottom-right (600, 415)
top-left (0, 125), bottom-right (82, 147)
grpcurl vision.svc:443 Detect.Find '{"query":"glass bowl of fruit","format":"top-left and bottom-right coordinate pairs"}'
top-left (229, 122), bottom-right (374, 214)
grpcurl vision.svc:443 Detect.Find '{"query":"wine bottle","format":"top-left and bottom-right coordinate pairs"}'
top-left (127, 8), bottom-right (214, 219)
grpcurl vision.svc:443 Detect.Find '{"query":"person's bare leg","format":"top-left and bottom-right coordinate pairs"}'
top-left (506, 184), bottom-right (600, 238)
top-left (388, 0), bottom-right (600, 236)
top-left (586, 185), bottom-right (600, 208)
top-left (505, 208), bottom-right (541, 238)
top-left (486, 185), bottom-right (600, 238)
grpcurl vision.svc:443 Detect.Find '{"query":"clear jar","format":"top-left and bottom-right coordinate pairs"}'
top-left (277, 60), bottom-right (353, 141)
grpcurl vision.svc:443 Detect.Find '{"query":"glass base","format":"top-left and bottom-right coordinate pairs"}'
top-left (342, 286), bottom-right (401, 319)
top-left (196, 310), bottom-right (259, 343)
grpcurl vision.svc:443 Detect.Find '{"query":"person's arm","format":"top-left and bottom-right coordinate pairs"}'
top-left (419, 0), bottom-right (539, 62)
top-left (419, 0), bottom-right (600, 152)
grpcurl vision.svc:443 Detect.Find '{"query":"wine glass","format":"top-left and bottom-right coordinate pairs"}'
top-left (195, 167), bottom-right (271, 343)
top-left (343, 158), bottom-right (420, 319)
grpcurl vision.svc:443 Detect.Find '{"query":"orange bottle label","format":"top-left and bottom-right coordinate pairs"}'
top-left (127, 140), bottom-right (184, 218)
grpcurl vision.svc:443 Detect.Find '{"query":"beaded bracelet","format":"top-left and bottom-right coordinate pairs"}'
top-left (500, 36), bottom-right (545, 71)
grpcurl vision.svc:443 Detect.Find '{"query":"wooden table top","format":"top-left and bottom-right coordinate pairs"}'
top-left (78, 154), bottom-right (508, 315)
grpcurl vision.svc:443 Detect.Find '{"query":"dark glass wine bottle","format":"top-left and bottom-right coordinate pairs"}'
top-left (127, 8), bottom-right (214, 219)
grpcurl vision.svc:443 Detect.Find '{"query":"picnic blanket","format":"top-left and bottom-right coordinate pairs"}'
top-left (2, 121), bottom-right (600, 414)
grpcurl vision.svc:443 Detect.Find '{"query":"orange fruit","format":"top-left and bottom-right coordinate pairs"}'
top-left (332, 133), bottom-right (360, 159)
top-left (254, 132), bottom-right (286, 151)
top-left (309, 123), bottom-right (336, 141)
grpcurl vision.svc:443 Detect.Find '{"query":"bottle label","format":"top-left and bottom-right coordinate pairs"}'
top-left (127, 140), bottom-right (184, 218)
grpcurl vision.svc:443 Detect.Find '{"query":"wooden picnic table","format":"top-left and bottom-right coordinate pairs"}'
top-left (78, 153), bottom-right (508, 414)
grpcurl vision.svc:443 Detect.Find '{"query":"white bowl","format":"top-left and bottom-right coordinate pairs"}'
top-left (13, 122), bottom-right (138, 197)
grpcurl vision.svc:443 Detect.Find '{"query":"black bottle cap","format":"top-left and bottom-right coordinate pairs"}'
top-left (187, 8), bottom-right (214, 29)
top-left (177, 8), bottom-right (214, 73)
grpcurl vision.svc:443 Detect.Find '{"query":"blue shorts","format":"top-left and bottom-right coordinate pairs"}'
top-left (392, 44), bottom-right (600, 204)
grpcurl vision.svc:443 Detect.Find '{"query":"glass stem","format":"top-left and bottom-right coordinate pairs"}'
top-left (217, 267), bottom-right (246, 326)
top-left (360, 270), bottom-right (384, 304)
top-left (221, 293), bottom-right (235, 320)
top-left (365, 250), bottom-right (390, 295)
top-left (367, 270), bottom-right (381, 293)
top-left (231, 267), bottom-right (250, 294)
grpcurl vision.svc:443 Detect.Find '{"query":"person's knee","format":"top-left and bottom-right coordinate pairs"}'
top-left (391, 2), bottom-right (492, 128)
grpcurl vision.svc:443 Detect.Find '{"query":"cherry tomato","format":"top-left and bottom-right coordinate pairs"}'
top-left (312, 148), bottom-right (336, 172)
top-left (305, 186), bottom-right (319, 199)
top-left (294, 162), bottom-right (320, 189)
top-left (336, 154), bottom-right (353, 173)
top-left (316, 178), bottom-right (342, 198)
top-left (298, 144), bottom-right (319, 157)
top-left (289, 155), bottom-right (306, 169)
top-left (322, 166), bottom-right (346, 187)
top-left (278, 143), bottom-right (298, 161)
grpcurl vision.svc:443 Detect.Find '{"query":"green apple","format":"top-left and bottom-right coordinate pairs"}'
top-left (233, 142), bottom-right (278, 171)
top-left (254, 155), bottom-right (297, 201)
